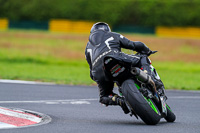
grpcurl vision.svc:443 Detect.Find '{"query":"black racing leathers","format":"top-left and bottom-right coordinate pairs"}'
top-left (85, 30), bottom-right (151, 106)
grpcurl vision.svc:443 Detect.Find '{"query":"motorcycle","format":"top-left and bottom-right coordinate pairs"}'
top-left (103, 51), bottom-right (176, 125)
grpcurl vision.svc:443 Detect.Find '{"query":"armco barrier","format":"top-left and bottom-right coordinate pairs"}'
top-left (156, 26), bottom-right (200, 38)
top-left (113, 25), bottom-right (155, 34)
top-left (9, 21), bottom-right (48, 30)
top-left (1, 18), bottom-right (200, 38)
top-left (0, 18), bottom-right (8, 30)
top-left (49, 19), bottom-right (94, 33)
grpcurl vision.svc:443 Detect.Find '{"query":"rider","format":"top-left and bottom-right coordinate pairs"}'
top-left (85, 22), bottom-right (164, 114)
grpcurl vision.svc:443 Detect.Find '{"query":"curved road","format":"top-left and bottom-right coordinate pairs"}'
top-left (0, 82), bottom-right (199, 133)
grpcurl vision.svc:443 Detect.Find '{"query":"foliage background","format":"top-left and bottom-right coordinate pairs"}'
top-left (0, 0), bottom-right (200, 27)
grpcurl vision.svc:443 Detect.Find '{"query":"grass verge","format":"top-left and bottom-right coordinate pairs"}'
top-left (152, 61), bottom-right (200, 90)
top-left (0, 56), bottom-right (199, 90)
top-left (0, 30), bottom-right (199, 90)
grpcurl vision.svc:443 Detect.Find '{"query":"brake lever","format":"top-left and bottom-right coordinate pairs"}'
top-left (148, 50), bottom-right (158, 56)
top-left (135, 51), bottom-right (158, 56)
top-left (151, 51), bottom-right (158, 54)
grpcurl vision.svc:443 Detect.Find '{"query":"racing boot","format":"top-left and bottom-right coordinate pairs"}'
top-left (112, 95), bottom-right (130, 114)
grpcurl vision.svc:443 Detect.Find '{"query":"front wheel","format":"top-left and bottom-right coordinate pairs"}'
top-left (121, 79), bottom-right (161, 125)
top-left (165, 104), bottom-right (176, 122)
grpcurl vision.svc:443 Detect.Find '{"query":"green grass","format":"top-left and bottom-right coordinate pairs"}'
top-left (0, 56), bottom-right (199, 90)
top-left (0, 57), bottom-right (93, 85)
top-left (152, 62), bottom-right (200, 90)
top-left (0, 30), bottom-right (199, 90)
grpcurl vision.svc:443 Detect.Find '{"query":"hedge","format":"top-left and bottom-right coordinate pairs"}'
top-left (0, 0), bottom-right (199, 27)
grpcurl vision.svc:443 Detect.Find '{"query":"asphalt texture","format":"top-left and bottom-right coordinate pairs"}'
top-left (0, 82), bottom-right (200, 133)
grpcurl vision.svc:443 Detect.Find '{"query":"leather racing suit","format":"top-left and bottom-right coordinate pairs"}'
top-left (85, 29), bottom-right (154, 109)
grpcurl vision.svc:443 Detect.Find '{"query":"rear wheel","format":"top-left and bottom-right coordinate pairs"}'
top-left (121, 79), bottom-right (161, 125)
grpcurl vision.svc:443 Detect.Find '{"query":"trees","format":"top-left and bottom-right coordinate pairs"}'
top-left (0, 0), bottom-right (199, 27)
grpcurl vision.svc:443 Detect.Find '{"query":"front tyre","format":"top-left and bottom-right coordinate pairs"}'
top-left (121, 79), bottom-right (161, 125)
top-left (165, 105), bottom-right (176, 122)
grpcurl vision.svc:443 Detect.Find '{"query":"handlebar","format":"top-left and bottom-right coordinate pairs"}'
top-left (135, 51), bottom-right (158, 56)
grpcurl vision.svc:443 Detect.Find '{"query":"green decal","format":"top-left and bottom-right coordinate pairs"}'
top-left (144, 97), bottom-right (159, 114)
top-left (166, 104), bottom-right (172, 112)
top-left (135, 83), bottom-right (159, 114)
top-left (135, 83), bottom-right (140, 89)
top-left (148, 99), bottom-right (159, 114)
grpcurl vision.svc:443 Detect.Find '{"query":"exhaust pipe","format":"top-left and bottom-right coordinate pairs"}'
top-left (131, 67), bottom-right (151, 83)
top-left (131, 67), bottom-right (158, 100)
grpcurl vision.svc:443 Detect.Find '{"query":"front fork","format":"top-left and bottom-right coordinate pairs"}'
top-left (160, 96), bottom-right (167, 117)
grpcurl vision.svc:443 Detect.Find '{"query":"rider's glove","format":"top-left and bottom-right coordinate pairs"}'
top-left (133, 41), bottom-right (151, 55)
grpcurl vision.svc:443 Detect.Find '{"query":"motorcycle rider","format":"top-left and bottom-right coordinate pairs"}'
top-left (85, 22), bottom-right (164, 114)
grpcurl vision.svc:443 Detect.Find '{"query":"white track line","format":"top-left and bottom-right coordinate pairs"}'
top-left (0, 98), bottom-right (98, 104)
top-left (0, 79), bottom-right (54, 85)
top-left (169, 96), bottom-right (200, 99)
top-left (0, 96), bottom-right (199, 105)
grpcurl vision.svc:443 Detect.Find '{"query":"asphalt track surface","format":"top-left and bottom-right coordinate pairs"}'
top-left (0, 82), bottom-right (200, 133)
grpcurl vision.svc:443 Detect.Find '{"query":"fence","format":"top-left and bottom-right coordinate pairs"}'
top-left (0, 18), bottom-right (8, 30)
top-left (1, 18), bottom-right (200, 39)
top-left (49, 19), bottom-right (93, 33)
top-left (156, 26), bottom-right (200, 38)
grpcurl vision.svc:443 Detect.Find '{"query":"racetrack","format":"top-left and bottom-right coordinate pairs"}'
top-left (0, 82), bottom-right (199, 133)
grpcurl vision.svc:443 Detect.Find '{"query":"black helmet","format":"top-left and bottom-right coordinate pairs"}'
top-left (90, 22), bottom-right (111, 33)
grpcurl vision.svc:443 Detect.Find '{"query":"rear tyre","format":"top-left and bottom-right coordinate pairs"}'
top-left (165, 105), bottom-right (176, 122)
top-left (121, 79), bottom-right (161, 125)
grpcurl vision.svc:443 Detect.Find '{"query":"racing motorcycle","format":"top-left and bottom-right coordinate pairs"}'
top-left (103, 52), bottom-right (176, 125)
